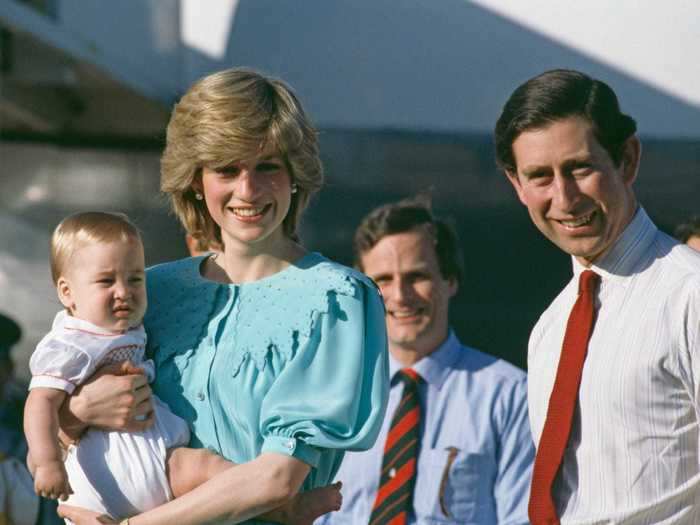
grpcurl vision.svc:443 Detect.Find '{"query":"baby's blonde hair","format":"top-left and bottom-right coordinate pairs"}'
top-left (50, 211), bottom-right (142, 285)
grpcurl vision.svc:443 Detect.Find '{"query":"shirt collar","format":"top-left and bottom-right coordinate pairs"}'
top-left (388, 330), bottom-right (461, 390)
top-left (53, 309), bottom-right (144, 338)
top-left (571, 206), bottom-right (657, 284)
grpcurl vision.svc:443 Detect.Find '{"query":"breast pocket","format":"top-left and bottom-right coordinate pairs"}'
top-left (414, 448), bottom-right (494, 523)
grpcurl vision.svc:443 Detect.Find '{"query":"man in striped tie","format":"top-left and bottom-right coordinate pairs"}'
top-left (317, 197), bottom-right (534, 524)
top-left (496, 69), bottom-right (700, 523)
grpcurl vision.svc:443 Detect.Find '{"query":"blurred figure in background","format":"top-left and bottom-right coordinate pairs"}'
top-left (675, 215), bottom-right (700, 252)
top-left (0, 313), bottom-right (60, 525)
top-left (184, 233), bottom-right (220, 257)
top-left (320, 196), bottom-right (533, 524)
top-left (1, 313), bottom-right (25, 459)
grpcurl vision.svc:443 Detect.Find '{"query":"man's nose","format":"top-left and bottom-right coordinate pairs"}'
top-left (552, 174), bottom-right (581, 210)
top-left (387, 278), bottom-right (412, 303)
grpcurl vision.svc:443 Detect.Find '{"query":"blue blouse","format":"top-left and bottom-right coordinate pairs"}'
top-left (144, 253), bottom-right (389, 520)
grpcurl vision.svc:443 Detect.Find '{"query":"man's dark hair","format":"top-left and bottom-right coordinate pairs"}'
top-left (353, 195), bottom-right (464, 286)
top-left (494, 69), bottom-right (637, 172)
top-left (674, 215), bottom-right (700, 243)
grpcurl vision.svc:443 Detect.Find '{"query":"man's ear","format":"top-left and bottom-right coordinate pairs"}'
top-left (505, 170), bottom-right (527, 206)
top-left (447, 277), bottom-right (458, 299)
top-left (56, 277), bottom-right (74, 311)
top-left (620, 135), bottom-right (641, 187)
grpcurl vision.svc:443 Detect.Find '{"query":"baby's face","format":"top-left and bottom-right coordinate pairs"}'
top-left (59, 238), bottom-right (147, 333)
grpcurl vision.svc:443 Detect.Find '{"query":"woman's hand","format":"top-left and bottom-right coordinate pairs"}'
top-left (59, 360), bottom-right (154, 441)
top-left (58, 505), bottom-right (117, 525)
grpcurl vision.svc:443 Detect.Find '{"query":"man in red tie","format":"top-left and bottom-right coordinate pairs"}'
top-left (496, 69), bottom-right (700, 523)
top-left (318, 197), bottom-right (534, 524)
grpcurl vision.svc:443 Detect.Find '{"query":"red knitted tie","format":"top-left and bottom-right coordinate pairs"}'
top-left (369, 368), bottom-right (421, 525)
top-left (529, 270), bottom-right (600, 525)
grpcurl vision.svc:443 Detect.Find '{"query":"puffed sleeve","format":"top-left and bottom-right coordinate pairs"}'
top-left (259, 276), bottom-right (389, 469)
top-left (29, 337), bottom-right (94, 394)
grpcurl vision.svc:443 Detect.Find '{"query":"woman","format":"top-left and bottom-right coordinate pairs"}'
top-left (57, 68), bottom-right (389, 525)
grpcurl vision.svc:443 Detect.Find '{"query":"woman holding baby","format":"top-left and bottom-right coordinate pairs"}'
top-left (57, 68), bottom-right (389, 525)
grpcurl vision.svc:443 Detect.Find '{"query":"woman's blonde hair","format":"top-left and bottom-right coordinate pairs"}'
top-left (50, 211), bottom-right (142, 285)
top-left (161, 68), bottom-right (324, 246)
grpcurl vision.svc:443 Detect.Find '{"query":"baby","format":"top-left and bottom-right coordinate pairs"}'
top-left (24, 211), bottom-right (339, 524)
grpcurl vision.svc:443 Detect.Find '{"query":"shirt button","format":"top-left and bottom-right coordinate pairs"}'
top-left (389, 468), bottom-right (397, 478)
top-left (196, 392), bottom-right (205, 401)
top-left (286, 439), bottom-right (295, 450)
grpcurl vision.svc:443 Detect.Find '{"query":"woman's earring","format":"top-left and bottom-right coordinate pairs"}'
top-left (195, 192), bottom-right (204, 201)
top-left (291, 184), bottom-right (298, 194)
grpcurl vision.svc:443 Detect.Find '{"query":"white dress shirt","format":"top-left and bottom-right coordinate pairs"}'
top-left (528, 207), bottom-right (700, 524)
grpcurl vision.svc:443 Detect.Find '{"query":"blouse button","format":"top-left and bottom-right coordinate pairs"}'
top-left (196, 392), bottom-right (205, 401)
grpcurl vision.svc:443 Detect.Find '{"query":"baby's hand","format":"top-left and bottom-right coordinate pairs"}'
top-left (34, 460), bottom-right (73, 501)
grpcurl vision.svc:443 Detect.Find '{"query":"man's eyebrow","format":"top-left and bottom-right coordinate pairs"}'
top-left (519, 165), bottom-right (549, 177)
top-left (561, 157), bottom-right (592, 169)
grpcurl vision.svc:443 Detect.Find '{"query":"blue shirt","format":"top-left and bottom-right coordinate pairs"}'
top-left (145, 253), bottom-right (389, 524)
top-left (318, 332), bottom-right (533, 525)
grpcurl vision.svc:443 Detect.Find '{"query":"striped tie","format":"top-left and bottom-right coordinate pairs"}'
top-left (369, 368), bottom-right (421, 525)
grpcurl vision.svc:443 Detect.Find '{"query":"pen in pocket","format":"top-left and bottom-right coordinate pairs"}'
top-left (439, 446), bottom-right (460, 518)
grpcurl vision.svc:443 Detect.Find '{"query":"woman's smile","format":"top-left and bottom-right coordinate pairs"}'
top-left (199, 152), bottom-right (293, 250)
top-left (230, 204), bottom-right (270, 219)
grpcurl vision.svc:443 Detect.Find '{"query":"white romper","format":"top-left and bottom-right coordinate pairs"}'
top-left (29, 311), bottom-right (190, 520)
